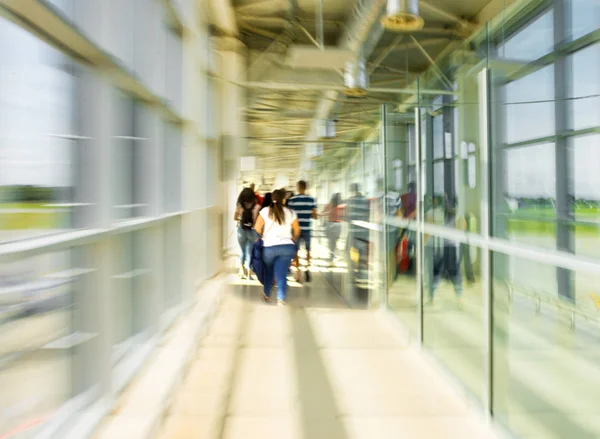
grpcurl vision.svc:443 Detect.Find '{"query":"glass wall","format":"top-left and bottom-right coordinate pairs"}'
top-left (368, 1), bottom-right (600, 437)
top-left (312, 133), bottom-right (386, 308)
top-left (0, 1), bottom-right (215, 437)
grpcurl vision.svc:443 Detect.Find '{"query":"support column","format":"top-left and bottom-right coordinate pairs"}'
top-left (554, 0), bottom-right (575, 302)
top-left (456, 65), bottom-right (482, 223)
top-left (456, 64), bottom-right (482, 283)
top-left (73, 69), bottom-right (115, 396)
top-left (215, 37), bottom-right (248, 259)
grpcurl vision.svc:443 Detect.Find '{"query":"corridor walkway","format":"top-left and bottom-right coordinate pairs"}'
top-left (150, 275), bottom-right (502, 439)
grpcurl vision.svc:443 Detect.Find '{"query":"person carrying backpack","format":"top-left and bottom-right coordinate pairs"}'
top-left (234, 187), bottom-right (260, 279)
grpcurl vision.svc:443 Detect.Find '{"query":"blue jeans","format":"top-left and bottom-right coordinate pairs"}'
top-left (238, 227), bottom-right (258, 269)
top-left (425, 243), bottom-right (463, 300)
top-left (263, 244), bottom-right (296, 301)
top-left (295, 230), bottom-right (312, 252)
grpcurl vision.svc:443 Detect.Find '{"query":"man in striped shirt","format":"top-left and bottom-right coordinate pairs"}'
top-left (287, 180), bottom-right (317, 283)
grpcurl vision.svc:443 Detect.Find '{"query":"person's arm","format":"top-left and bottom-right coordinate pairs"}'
top-left (291, 218), bottom-right (301, 241)
top-left (254, 214), bottom-right (265, 236)
top-left (253, 204), bottom-right (261, 223)
top-left (311, 198), bottom-right (318, 219)
top-left (233, 205), bottom-right (241, 222)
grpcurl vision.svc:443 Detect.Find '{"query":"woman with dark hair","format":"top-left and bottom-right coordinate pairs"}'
top-left (322, 192), bottom-right (342, 263)
top-left (234, 187), bottom-right (260, 279)
top-left (262, 192), bottom-right (273, 209)
top-left (254, 189), bottom-right (300, 305)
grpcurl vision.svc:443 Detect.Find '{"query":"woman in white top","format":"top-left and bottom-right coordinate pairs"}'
top-left (254, 189), bottom-right (300, 305)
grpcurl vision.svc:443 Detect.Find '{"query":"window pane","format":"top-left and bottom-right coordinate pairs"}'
top-left (0, 250), bottom-right (75, 437)
top-left (112, 92), bottom-right (139, 221)
top-left (505, 66), bottom-right (555, 144)
top-left (164, 122), bottom-right (181, 213)
top-left (493, 253), bottom-right (600, 438)
top-left (0, 18), bottom-right (75, 243)
top-left (572, 135), bottom-right (600, 259)
top-left (423, 235), bottom-right (485, 404)
top-left (498, 10), bottom-right (554, 62)
top-left (501, 143), bottom-right (557, 249)
top-left (570, 44), bottom-right (600, 131)
top-left (570, 0), bottom-right (600, 41)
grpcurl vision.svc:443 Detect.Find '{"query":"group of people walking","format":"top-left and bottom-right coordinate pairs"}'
top-left (234, 181), bottom-right (316, 305)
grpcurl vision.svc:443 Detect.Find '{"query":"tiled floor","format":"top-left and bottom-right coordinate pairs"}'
top-left (155, 276), bottom-right (501, 439)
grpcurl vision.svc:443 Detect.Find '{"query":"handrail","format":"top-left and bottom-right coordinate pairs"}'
top-left (506, 282), bottom-right (600, 330)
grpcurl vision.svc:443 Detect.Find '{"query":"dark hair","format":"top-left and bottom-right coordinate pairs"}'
top-left (270, 189), bottom-right (286, 225)
top-left (297, 180), bottom-right (307, 191)
top-left (330, 193), bottom-right (341, 208)
top-left (237, 188), bottom-right (256, 207)
top-left (262, 192), bottom-right (273, 209)
top-left (407, 181), bottom-right (416, 193)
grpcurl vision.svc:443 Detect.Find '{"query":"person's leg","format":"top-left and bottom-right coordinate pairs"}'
top-left (325, 223), bottom-right (335, 262)
top-left (295, 236), bottom-right (303, 282)
top-left (454, 248), bottom-right (463, 298)
top-left (330, 223), bottom-right (340, 263)
top-left (262, 247), bottom-right (276, 300)
top-left (304, 231), bottom-right (312, 281)
top-left (237, 228), bottom-right (247, 276)
top-left (275, 245), bottom-right (296, 302)
top-left (425, 243), bottom-right (436, 302)
top-left (243, 230), bottom-right (254, 278)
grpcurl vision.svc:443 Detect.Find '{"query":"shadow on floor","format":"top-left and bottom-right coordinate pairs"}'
top-left (289, 306), bottom-right (348, 439)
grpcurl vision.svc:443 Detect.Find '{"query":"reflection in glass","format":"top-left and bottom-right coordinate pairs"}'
top-left (423, 225), bottom-right (484, 403)
top-left (493, 253), bottom-right (600, 438)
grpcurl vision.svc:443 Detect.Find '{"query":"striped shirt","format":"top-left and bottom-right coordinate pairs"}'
top-left (287, 194), bottom-right (316, 231)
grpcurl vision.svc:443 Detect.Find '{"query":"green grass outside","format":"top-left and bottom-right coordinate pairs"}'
top-left (0, 203), bottom-right (68, 230)
top-left (506, 206), bottom-right (600, 235)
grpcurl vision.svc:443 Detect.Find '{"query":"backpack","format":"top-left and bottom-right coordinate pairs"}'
top-left (240, 204), bottom-right (255, 230)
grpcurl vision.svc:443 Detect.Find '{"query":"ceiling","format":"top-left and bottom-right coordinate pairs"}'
top-left (220, 0), bottom-right (495, 186)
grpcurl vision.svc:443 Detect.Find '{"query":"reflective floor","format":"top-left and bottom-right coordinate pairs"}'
top-left (95, 272), bottom-right (502, 439)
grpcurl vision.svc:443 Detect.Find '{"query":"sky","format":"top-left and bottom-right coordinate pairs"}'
top-left (0, 5), bottom-right (599, 199)
top-left (0, 18), bottom-right (72, 187)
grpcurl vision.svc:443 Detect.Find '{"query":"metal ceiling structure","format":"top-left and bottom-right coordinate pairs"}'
top-left (211, 0), bottom-right (499, 184)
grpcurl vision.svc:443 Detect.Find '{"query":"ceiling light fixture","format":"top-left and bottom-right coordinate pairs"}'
top-left (381, 0), bottom-right (425, 31)
top-left (344, 58), bottom-right (369, 97)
